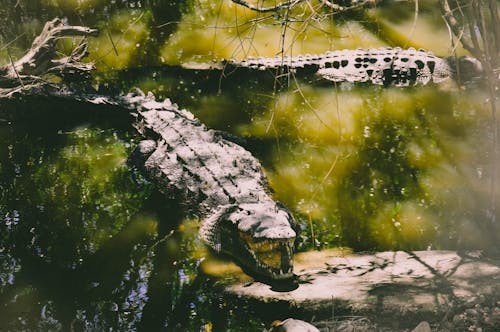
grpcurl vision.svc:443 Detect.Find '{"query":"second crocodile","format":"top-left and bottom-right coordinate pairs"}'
top-left (220, 47), bottom-right (483, 87)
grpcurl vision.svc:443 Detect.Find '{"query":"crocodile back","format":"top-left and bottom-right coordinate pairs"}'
top-left (131, 95), bottom-right (271, 214)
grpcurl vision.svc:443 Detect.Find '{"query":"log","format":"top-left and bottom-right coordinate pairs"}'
top-left (0, 18), bottom-right (98, 96)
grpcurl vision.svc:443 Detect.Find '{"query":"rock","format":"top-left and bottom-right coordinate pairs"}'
top-left (411, 321), bottom-right (431, 332)
top-left (204, 250), bottom-right (500, 329)
top-left (267, 318), bottom-right (319, 332)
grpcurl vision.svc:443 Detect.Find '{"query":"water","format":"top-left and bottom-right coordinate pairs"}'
top-left (1, 0), bottom-right (499, 330)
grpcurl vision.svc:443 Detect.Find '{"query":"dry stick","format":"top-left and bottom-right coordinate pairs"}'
top-left (404, 0), bottom-right (419, 48)
top-left (106, 29), bottom-right (119, 56)
top-left (267, 2), bottom-right (294, 134)
top-left (488, 0), bottom-right (500, 55)
top-left (6, 47), bottom-right (24, 88)
top-left (0, 32), bottom-right (26, 52)
top-left (318, 0), bottom-right (344, 11)
top-left (231, 0), bottom-right (302, 12)
top-left (466, 4), bottom-right (483, 60)
top-left (460, 1), bottom-right (498, 225)
top-left (92, 12), bottom-right (144, 65)
top-left (292, 75), bottom-right (337, 133)
top-left (308, 155), bottom-right (340, 249)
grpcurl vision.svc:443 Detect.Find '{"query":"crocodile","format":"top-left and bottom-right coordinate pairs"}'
top-left (220, 47), bottom-right (483, 87)
top-left (123, 91), bottom-right (297, 282)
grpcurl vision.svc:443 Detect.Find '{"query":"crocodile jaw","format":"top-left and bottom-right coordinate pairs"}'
top-left (200, 202), bottom-right (297, 281)
top-left (239, 233), bottom-right (295, 280)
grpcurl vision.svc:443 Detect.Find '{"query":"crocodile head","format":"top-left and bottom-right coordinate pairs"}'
top-left (447, 56), bottom-right (484, 85)
top-left (200, 202), bottom-right (297, 282)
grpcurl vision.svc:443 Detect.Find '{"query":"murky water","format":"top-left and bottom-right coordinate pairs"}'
top-left (1, 0), bottom-right (499, 330)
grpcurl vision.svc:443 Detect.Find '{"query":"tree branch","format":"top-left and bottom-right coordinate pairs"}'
top-left (318, 0), bottom-right (381, 13)
top-left (438, 0), bottom-right (476, 56)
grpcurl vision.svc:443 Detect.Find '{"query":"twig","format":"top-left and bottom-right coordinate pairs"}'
top-left (231, 0), bottom-right (302, 12)
top-left (319, 0), bottom-right (381, 13)
top-left (107, 28), bottom-right (119, 57)
top-left (6, 47), bottom-right (23, 88)
top-left (488, 0), bottom-right (500, 55)
top-left (1, 18), bottom-right (98, 81)
top-left (149, 230), bottom-right (175, 251)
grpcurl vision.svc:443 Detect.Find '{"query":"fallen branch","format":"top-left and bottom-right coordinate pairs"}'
top-left (0, 17), bottom-right (98, 91)
top-left (438, 0), bottom-right (476, 56)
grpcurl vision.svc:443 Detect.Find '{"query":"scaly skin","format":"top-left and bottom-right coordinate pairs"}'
top-left (224, 47), bottom-right (483, 86)
top-left (127, 91), bottom-right (297, 281)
